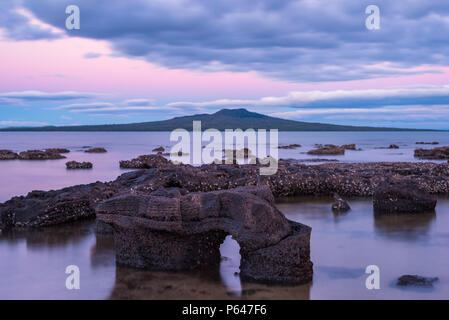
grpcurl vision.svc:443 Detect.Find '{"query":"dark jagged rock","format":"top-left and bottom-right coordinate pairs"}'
top-left (397, 275), bottom-right (439, 287)
top-left (278, 144), bottom-right (301, 149)
top-left (85, 147), bottom-right (107, 153)
top-left (342, 144), bottom-right (356, 150)
top-left (308, 145), bottom-right (345, 155)
top-left (152, 146), bottom-right (165, 152)
top-left (18, 149), bottom-right (66, 160)
top-left (291, 158), bottom-right (339, 163)
top-left (97, 185), bottom-right (313, 284)
top-left (45, 148), bottom-right (70, 154)
top-left (416, 142), bottom-right (439, 145)
top-left (66, 161), bottom-right (93, 169)
top-left (388, 144), bottom-right (399, 149)
top-left (0, 183), bottom-right (115, 230)
top-left (0, 149), bottom-right (19, 160)
top-left (331, 194), bottom-right (351, 213)
top-left (119, 154), bottom-right (174, 169)
top-left (223, 148), bottom-right (255, 162)
top-left (414, 146), bottom-right (449, 160)
top-left (373, 181), bottom-right (437, 214)
top-left (2, 161), bottom-right (449, 233)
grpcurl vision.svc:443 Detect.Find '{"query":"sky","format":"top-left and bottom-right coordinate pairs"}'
top-left (1, 0), bottom-right (449, 129)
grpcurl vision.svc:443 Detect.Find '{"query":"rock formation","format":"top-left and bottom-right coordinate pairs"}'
top-left (396, 275), bottom-right (439, 287)
top-left (152, 146), bottom-right (165, 152)
top-left (373, 181), bottom-right (437, 214)
top-left (2, 157), bottom-right (449, 229)
top-left (96, 185), bottom-right (313, 284)
top-left (416, 142), bottom-right (438, 145)
top-left (278, 144), bottom-right (301, 149)
top-left (119, 154), bottom-right (174, 169)
top-left (66, 161), bottom-right (93, 169)
top-left (414, 146), bottom-right (449, 160)
top-left (45, 148), bottom-right (70, 154)
top-left (331, 194), bottom-right (351, 213)
top-left (18, 149), bottom-right (66, 160)
top-left (0, 150), bottom-right (19, 160)
top-left (85, 147), bottom-right (107, 153)
top-left (308, 145), bottom-right (345, 155)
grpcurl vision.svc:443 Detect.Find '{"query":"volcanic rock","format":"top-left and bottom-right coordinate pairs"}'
top-left (397, 275), bottom-right (439, 287)
top-left (66, 161), bottom-right (93, 169)
top-left (85, 147), bottom-right (107, 153)
top-left (18, 150), bottom-right (66, 160)
top-left (278, 144), bottom-right (301, 149)
top-left (342, 144), bottom-right (356, 150)
top-left (97, 185), bottom-right (313, 284)
top-left (373, 181), bottom-right (437, 214)
top-left (45, 148), bottom-right (70, 154)
top-left (416, 142), bottom-right (439, 145)
top-left (119, 154), bottom-right (174, 169)
top-left (2, 161), bottom-right (449, 233)
top-left (331, 194), bottom-right (351, 213)
top-left (0, 150), bottom-right (19, 160)
top-left (0, 184), bottom-right (114, 229)
top-left (414, 146), bottom-right (449, 160)
top-left (152, 146), bottom-right (165, 152)
top-left (308, 145), bottom-right (345, 155)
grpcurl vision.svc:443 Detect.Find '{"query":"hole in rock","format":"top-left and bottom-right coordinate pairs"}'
top-left (219, 235), bottom-right (242, 296)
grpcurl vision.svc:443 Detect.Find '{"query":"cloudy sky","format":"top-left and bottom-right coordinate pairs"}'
top-left (1, 0), bottom-right (449, 128)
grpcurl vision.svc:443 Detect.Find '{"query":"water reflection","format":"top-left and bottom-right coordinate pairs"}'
top-left (0, 220), bottom-right (115, 299)
top-left (0, 220), bottom-right (94, 249)
top-left (1, 197), bottom-right (449, 299)
top-left (90, 233), bottom-right (115, 268)
top-left (374, 212), bottom-right (436, 241)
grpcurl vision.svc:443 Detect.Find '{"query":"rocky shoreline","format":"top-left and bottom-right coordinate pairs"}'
top-left (1, 157), bottom-right (448, 231)
top-left (1, 156), bottom-right (448, 284)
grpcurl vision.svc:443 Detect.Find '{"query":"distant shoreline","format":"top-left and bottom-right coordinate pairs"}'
top-left (0, 108), bottom-right (442, 132)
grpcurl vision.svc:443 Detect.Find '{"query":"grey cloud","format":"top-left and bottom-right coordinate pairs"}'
top-left (15, 0), bottom-right (449, 82)
top-left (0, 0), bottom-right (61, 40)
top-left (0, 91), bottom-right (96, 101)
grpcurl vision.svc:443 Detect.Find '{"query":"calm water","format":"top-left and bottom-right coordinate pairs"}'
top-left (0, 131), bottom-right (448, 299)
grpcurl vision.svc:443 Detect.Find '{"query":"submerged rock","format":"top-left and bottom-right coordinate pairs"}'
top-left (342, 144), bottom-right (357, 150)
top-left (119, 154), bottom-right (174, 169)
top-left (85, 147), bottom-right (107, 153)
top-left (45, 148), bottom-right (70, 154)
top-left (331, 194), bottom-right (351, 213)
top-left (152, 146), bottom-right (165, 152)
top-left (416, 142), bottom-right (439, 145)
top-left (0, 184), bottom-right (113, 229)
top-left (278, 144), bottom-right (301, 149)
top-left (397, 275), bottom-right (439, 287)
top-left (0, 149), bottom-right (19, 160)
top-left (373, 181), bottom-right (437, 214)
top-left (66, 161), bottom-right (93, 169)
top-left (18, 149), bottom-right (66, 160)
top-left (97, 185), bottom-right (313, 285)
top-left (308, 145), bottom-right (345, 155)
top-left (414, 146), bottom-right (449, 160)
top-left (2, 161), bottom-right (449, 232)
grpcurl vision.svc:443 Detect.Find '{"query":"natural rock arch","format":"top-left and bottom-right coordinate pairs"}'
top-left (97, 185), bottom-right (313, 285)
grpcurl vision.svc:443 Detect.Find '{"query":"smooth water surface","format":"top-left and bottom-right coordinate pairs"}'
top-left (0, 131), bottom-right (448, 299)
